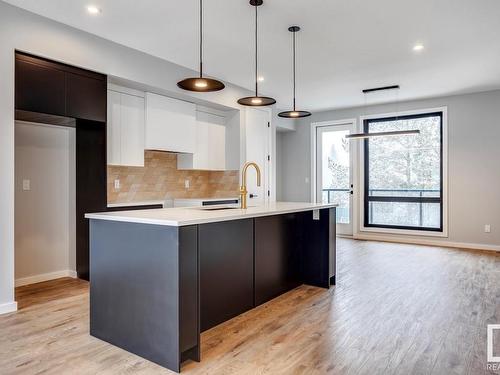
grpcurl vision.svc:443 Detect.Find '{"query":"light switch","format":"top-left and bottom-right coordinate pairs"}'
top-left (114, 179), bottom-right (120, 190)
top-left (22, 179), bottom-right (30, 191)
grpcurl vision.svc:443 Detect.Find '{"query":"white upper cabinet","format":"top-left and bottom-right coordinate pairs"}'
top-left (107, 90), bottom-right (122, 165)
top-left (177, 110), bottom-right (226, 171)
top-left (145, 93), bottom-right (196, 153)
top-left (192, 117), bottom-right (210, 170)
top-left (120, 93), bottom-right (145, 166)
top-left (207, 121), bottom-right (226, 170)
top-left (107, 89), bottom-right (145, 167)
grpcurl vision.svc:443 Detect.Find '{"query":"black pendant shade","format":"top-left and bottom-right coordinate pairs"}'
top-left (177, 0), bottom-right (225, 92)
top-left (237, 96), bottom-right (276, 106)
top-left (278, 110), bottom-right (311, 118)
top-left (278, 26), bottom-right (311, 118)
top-left (177, 77), bottom-right (225, 92)
top-left (237, 0), bottom-right (276, 106)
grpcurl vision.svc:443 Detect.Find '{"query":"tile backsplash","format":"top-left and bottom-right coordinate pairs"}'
top-left (107, 151), bottom-right (239, 204)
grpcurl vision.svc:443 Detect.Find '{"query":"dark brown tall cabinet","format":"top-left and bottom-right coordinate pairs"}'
top-left (15, 51), bottom-right (107, 280)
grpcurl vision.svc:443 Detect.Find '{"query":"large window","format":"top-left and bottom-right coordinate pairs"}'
top-left (364, 111), bottom-right (443, 232)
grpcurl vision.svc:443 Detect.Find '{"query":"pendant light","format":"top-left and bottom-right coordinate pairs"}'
top-left (345, 129), bottom-right (420, 139)
top-left (346, 85), bottom-right (420, 139)
top-left (177, 0), bottom-right (225, 92)
top-left (237, 0), bottom-right (276, 106)
top-left (278, 26), bottom-right (311, 118)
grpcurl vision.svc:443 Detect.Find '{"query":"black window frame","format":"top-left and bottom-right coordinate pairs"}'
top-left (364, 111), bottom-right (444, 232)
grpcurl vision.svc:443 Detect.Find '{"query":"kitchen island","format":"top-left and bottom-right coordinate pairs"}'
top-left (85, 201), bottom-right (337, 372)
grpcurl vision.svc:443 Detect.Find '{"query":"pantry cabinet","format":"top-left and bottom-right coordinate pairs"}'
top-left (15, 52), bottom-right (106, 122)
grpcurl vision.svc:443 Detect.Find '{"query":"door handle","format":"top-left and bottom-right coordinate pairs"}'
top-left (249, 194), bottom-right (258, 198)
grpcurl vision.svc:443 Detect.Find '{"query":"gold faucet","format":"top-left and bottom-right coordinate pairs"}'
top-left (239, 162), bottom-right (261, 209)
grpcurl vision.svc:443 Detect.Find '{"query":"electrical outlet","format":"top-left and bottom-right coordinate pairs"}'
top-left (313, 209), bottom-right (320, 220)
top-left (485, 224), bottom-right (491, 233)
top-left (185, 179), bottom-right (190, 189)
top-left (114, 179), bottom-right (120, 190)
top-left (22, 179), bottom-right (30, 191)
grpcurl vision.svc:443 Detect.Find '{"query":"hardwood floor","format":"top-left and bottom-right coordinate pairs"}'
top-left (1, 239), bottom-right (499, 374)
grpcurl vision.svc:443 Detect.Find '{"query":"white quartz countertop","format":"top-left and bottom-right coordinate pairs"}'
top-left (107, 200), bottom-right (165, 208)
top-left (173, 197), bottom-right (239, 203)
top-left (87, 202), bottom-right (337, 227)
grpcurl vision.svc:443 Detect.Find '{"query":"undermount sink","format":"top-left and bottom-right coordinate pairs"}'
top-left (195, 204), bottom-right (256, 211)
top-left (197, 205), bottom-right (240, 211)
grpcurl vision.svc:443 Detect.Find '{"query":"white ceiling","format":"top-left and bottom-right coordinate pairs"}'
top-left (6, 0), bottom-right (500, 111)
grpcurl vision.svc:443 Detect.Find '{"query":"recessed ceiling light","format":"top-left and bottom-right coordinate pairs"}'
top-left (87, 5), bottom-right (101, 15)
top-left (413, 43), bottom-right (424, 52)
top-left (258, 76), bottom-right (265, 82)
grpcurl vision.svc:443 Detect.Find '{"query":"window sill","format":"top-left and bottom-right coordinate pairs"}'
top-left (359, 226), bottom-right (449, 238)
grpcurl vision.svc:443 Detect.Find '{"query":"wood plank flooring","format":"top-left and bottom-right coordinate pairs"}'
top-left (1, 239), bottom-right (499, 374)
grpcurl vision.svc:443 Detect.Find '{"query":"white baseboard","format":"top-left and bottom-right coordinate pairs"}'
top-left (0, 301), bottom-right (18, 315)
top-left (15, 269), bottom-right (77, 287)
top-left (353, 233), bottom-right (500, 252)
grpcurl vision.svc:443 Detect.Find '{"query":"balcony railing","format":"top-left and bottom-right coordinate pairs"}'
top-left (322, 188), bottom-right (441, 227)
top-left (322, 188), bottom-right (350, 204)
top-left (322, 188), bottom-right (440, 202)
top-left (322, 189), bottom-right (350, 224)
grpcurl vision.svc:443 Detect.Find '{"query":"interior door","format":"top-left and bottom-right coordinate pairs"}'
top-left (245, 108), bottom-right (271, 205)
top-left (316, 124), bottom-right (354, 235)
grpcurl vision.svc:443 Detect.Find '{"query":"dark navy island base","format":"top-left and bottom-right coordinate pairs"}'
top-left (89, 208), bottom-right (336, 373)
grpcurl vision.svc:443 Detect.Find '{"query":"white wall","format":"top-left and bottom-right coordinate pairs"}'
top-left (280, 89), bottom-right (500, 250)
top-left (274, 114), bottom-right (297, 132)
top-left (15, 122), bottom-right (76, 285)
top-left (0, 1), bottom-right (255, 312)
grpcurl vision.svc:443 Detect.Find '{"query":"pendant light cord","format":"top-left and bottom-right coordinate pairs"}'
top-left (199, 0), bottom-right (203, 78)
top-left (293, 30), bottom-right (296, 111)
top-left (278, 26), bottom-right (310, 116)
top-left (254, 4), bottom-right (258, 96)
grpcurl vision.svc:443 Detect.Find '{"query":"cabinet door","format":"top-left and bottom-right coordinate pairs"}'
top-left (145, 93), bottom-right (196, 153)
top-left (254, 214), bottom-right (301, 306)
top-left (66, 72), bottom-right (107, 122)
top-left (177, 111), bottom-right (226, 171)
top-left (193, 120), bottom-right (210, 170)
top-left (15, 59), bottom-right (66, 116)
top-left (199, 219), bottom-right (254, 331)
top-left (120, 94), bottom-right (145, 167)
top-left (107, 90), bottom-right (122, 165)
top-left (208, 123), bottom-right (226, 170)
